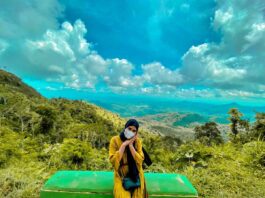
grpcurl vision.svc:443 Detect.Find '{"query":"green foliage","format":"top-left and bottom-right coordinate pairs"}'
top-left (47, 138), bottom-right (93, 169)
top-left (227, 131), bottom-right (251, 145)
top-left (179, 142), bottom-right (265, 197)
top-left (0, 69), bottom-right (43, 99)
top-left (87, 147), bottom-right (112, 171)
top-left (160, 135), bottom-right (182, 152)
top-left (252, 112), bottom-right (265, 141)
top-left (194, 122), bottom-right (223, 146)
top-left (228, 108), bottom-right (250, 137)
top-left (242, 141), bottom-right (265, 169)
top-left (35, 105), bottom-right (57, 135)
top-left (182, 160), bottom-right (265, 197)
top-left (0, 161), bottom-right (52, 198)
top-left (1, 73), bottom-right (265, 197)
top-left (0, 126), bottom-right (22, 168)
top-left (174, 141), bottom-right (213, 169)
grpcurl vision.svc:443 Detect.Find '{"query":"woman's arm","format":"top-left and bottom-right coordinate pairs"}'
top-left (118, 142), bottom-right (127, 161)
top-left (109, 137), bottom-right (121, 171)
top-left (128, 135), bottom-right (144, 165)
top-left (109, 136), bottom-right (132, 171)
top-left (128, 143), bottom-right (137, 158)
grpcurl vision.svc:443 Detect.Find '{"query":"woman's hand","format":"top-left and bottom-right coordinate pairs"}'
top-left (122, 139), bottom-right (131, 147)
top-left (122, 133), bottom-right (138, 147)
top-left (129, 133), bottom-right (138, 145)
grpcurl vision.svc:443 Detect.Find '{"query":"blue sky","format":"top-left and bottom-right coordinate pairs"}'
top-left (0, 0), bottom-right (265, 104)
top-left (60, 0), bottom-right (220, 70)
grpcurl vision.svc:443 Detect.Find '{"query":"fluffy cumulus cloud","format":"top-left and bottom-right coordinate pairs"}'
top-left (25, 19), bottom-right (106, 88)
top-left (141, 62), bottom-right (183, 86)
top-left (103, 58), bottom-right (145, 92)
top-left (0, 2), bottom-right (140, 91)
top-left (0, 0), bottom-right (265, 99)
top-left (0, 0), bottom-right (181, 93)
top-left (180, 0), bottom-right (265, 93)
top-left (0, 0), bottom-right (63, 39)
top-left (25, 20), bottom-right (151, 91)
top-left (0, 0), bottom-right (63, 77)
top-left (141, 0), bottom-right (265, 98)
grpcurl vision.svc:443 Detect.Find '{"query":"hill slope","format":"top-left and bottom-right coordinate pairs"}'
top-left (0, 69), bottom-right (264, 198)
top-left (0, 69), bottom-right (43, 99)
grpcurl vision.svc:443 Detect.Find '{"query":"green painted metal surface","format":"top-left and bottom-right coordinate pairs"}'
top-left (40, 171), bottom-right (198, 198)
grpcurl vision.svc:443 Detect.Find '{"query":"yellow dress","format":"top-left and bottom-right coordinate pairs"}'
top-left (109, 135), bottom-right (147, 198)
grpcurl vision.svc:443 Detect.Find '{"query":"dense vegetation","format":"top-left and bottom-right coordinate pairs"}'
top-left (0, 69), bottom-right (264, 197)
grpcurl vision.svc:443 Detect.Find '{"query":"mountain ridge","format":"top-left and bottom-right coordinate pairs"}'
top-left (0, 69), bottom-right (43, 99)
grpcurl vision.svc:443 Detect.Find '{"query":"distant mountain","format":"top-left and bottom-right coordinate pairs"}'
top-left (131, 112), bottom-right (230, 141)
top-left (86, 97), bottom-right (265, 124)
top-left (130, 112), bottom-right (195, 141)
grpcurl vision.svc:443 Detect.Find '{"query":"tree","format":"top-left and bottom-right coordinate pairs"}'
top-left (228, 108), bottom-right (250, 137)
top-left (194, 122), bottom-right (223, 146)
top-left (161, 135), bottom-right (182, 152)
top-left (35, 105), bottom-right (57, 136)
top-left (252, 112), bottom-right (265, 141)
top-left (50, 138), bottom-right (93, 169)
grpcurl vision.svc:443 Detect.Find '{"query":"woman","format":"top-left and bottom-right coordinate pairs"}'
top-left (109, 118), bottom-right (148, 198)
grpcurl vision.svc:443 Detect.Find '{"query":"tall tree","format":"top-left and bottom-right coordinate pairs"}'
top-left (228, 108), bottom-right (249, 137)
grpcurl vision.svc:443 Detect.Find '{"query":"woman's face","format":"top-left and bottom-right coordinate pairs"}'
top-left (128, 125), bottom-right (137, 134)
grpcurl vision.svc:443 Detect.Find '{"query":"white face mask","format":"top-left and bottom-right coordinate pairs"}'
top-left (124, 127), bottom-right (136, 139)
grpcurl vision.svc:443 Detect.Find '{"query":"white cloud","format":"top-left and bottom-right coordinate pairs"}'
top-left (138, 85), bottom-right (265, 100)
top-left (0, 0), bottom-right (146, 92)
top-left (0, 0), bottom-right (63, 39)
top-left (181, 43), bottom-right (247, 86)
top-left (8, 18), bottom-right (143, 91)
top-left (180, 0), bottom-right (265, 93)
top-left (0, 0), bottom-right (265, 100)
top-left (213, 7), bottom-right (233, 27)
top-left (103, 58), bottom-right (144, 92)
top-left (1, 18), bottom-right (108, 89)
top-left (244, 23), bottom-right (265, 52)
top-left (45, 86), bottom-right (58, 91)
top-left (0, 0), bottom-right (64, 76)
top-left (141, 62), bottom-right (183, 86)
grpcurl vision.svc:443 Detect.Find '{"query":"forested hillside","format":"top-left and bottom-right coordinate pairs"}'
top-left (0, 69), bottom-right (264, 197)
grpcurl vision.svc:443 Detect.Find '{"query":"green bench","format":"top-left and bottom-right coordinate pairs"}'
top-left (40, 171), bottom-right (198, 198)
